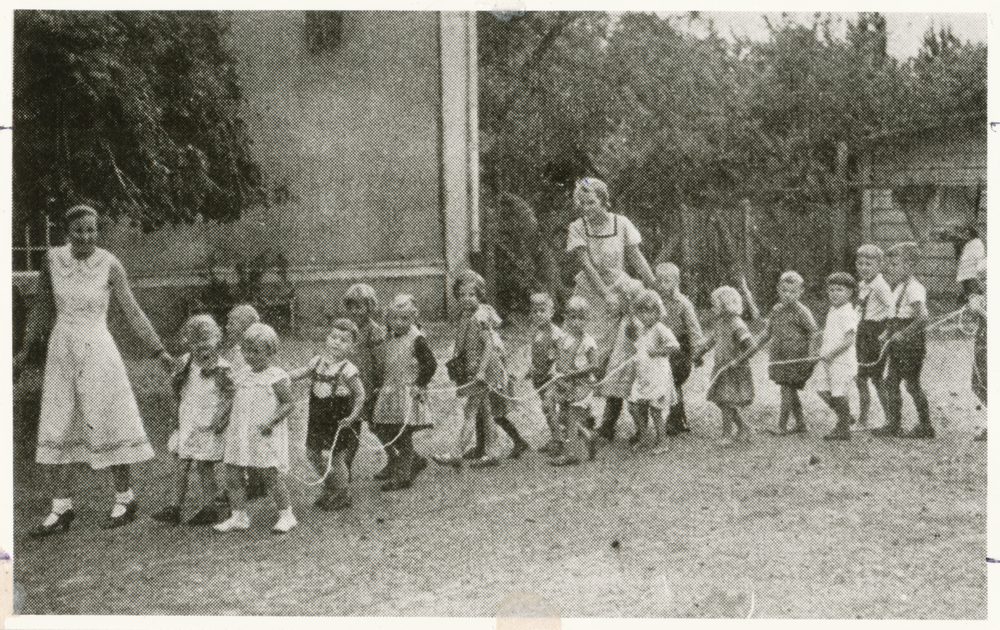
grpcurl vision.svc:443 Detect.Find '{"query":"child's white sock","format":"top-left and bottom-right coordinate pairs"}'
top-left (115, 489), bottom-right (135, 504)
top-left (52, 497), bottom-right (73, 514)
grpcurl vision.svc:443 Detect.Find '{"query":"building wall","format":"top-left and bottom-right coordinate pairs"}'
top-left (862, 127), bottom-right (986, 297)
top-left (15, 11), bottom-right (479, 332)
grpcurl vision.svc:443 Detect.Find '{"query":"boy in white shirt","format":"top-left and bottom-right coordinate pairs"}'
top-left (854, 245), bottom-right (893, 430)
top-left (819, 273), bottom-right (859, 441)
top-left (873, 242), bottom-right (933, 439)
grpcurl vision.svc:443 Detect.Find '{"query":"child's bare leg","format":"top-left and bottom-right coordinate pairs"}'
top-left (719, 404), bottom-right (733, 437)
top-left (481, 394), bottom-right (499, 458)
top-left (628, 401), bottom-right (649, 447)
top-left (226, 464), bottom-right (248, 513)
top-left (456, 396), bottom-right (481, 457)
top-left (650, 406), bottom-right (666, 445)
top-left (856, 376), bottom-right (871, 426)
top-left (195, 460), bottom-right (219, 503)
top-left (263, 468), bottom-right (291, 512)
top-left (790, 390), bottom-right (805, 429)
top-left (172, 458), bottom-right (192, 506)
top-left (778, 386), bottom-right (792, 432)
top-left (731, 407), bottom-right (749, 440)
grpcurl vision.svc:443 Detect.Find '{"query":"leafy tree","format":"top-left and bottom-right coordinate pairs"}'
top-left (13, 11), bottom-right (264, 233)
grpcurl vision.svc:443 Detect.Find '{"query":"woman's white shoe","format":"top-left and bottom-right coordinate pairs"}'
top-left (213, 512), bottom-right (250, 532)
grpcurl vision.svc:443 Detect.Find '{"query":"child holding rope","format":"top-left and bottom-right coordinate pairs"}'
top-left (629, 289), bottom-right (680, 453)
top-left (697, 286), bottom-right (754, 446)
top-left (549, 297), bottom-right (599, 466)
top-left (287, 319), bottom-right (365, 511)
top-left (371, 295), bottom-right (437, 491)
top-left (855, 245), bottom-right (894, 431)
top-left (656, 262), bottom-right (704, 435)
top-left (872, 242), bottom-right (934, 439)
top-left (596, 276), bottom-right (644, 446)
top-left (342, 284), bottom-right (387, 480)
top-left (214, 323), bottom-right (297, 533)
top-left (527, 293), bottom-right (566, 455)
top-left (818, 273), bottom-right (860, 441)
top-left (152, 315), bottom-right (233, 527)
top-left (438, 271), bottom-right (528, 468)
top-left (752, 271), bottom-right (818, 435)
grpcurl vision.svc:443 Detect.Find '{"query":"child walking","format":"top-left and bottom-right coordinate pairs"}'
top-left (287, 319), bottom-right (366, 510)
top-left (595, 276), bottom-right (644, 444)
top-left (214, 323), bottom-right (297, 533)
top-left (855, 245), bottom-right (893, 430)
top-left (698, 286), bottom-right (755, 446)
top-left (526, 293), bottom-right (566, 455)
top-left (549, 297), bottom-right (599, 466)
top-left (629, 289), bottom-right (680, 452)
top-left (655, 262), bottom-right (704, 435)
top-left (873, 242), bottom-right (934, 439)
top-left (438, 271), bottom-right (528, 468)
top-left (371, 295), bottom-right (437, 490)
top-left (151, 315), bottom-right (233, 526)
top-left (342, 284), bottom-right (387, 479)
top-left (753, 271), bottom-right (818, 435)
top-left (818, 273), bottom-right (860, 441)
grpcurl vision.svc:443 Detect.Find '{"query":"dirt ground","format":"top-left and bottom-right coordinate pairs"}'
top-left (10, 322), bottom-right (987, 618)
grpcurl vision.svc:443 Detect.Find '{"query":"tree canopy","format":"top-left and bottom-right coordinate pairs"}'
top-left (13, 11), bottom-right (265, 232)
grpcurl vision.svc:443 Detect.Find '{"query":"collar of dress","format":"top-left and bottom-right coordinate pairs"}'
top-left (52, 245), bottom-right (109, 278)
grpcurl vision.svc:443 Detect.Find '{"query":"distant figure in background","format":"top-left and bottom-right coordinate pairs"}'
top-left (953, 225), bottom-right (985, 304)
top-left (969, 260), bottom-right (987, 442)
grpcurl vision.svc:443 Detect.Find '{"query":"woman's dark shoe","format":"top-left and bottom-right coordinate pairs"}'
top-left (186, 505), bottom-right (219, 526)
top-left (29, 510), bottom-right (75, 538)
top-left (373, 463), bottom-right (394, 481)
top-left (100, 501), bottom-right (138, 530)
top-left (151, 505), bottom-right (182, 526)
top-left (409, 455), bottom-right (429, 481)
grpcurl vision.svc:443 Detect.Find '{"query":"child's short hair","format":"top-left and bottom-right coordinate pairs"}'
top-left (573, 177), bottom-right (610, 209)
top-left (452, 269), bottom-right (487, 301)
top-left (611, 275), bottom-right (644, 301)
top-left (329, 318), bottom-right (360, 343)
top-left (226, 304), bottom-right (261, 337)
top-left (826, 272), bottom-right (857, 292)
top-left (779, 270), bottom-right (804, 287)
top-left (886, 242), bottom-right (919, 264)
top-left (242, 322), bottom-right (279, 356)
top-left (856, 244), bottom-right (885, 260)
top-left (181, 314), bottom-right (221, 348)
top-left (655, 262), bottom-right (680, 278)
top-left (530, 292), bottom-right (554, 309)
top-left (387, 293), bottom-right (419, 320)
top-left (633, 288), bottom-right (665, 317)
top-left (711, 286), bottom-right (743, 316)
top-left (343, 283), bottom-right (377, 311)
top-left (564, 296), bottom-right (590, 317)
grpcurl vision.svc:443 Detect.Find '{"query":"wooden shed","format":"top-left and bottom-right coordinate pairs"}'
top-left (859, 122), bottom-right (986, 298)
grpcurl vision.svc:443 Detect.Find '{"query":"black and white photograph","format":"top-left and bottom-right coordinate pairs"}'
top-left (3, 3), bottom-right (994, 621)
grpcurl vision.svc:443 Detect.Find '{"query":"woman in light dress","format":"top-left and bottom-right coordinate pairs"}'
top-left (16, 205), bottom-right (175, 536)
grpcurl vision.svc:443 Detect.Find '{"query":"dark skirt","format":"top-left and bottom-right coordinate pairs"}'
top-left (769, 341), bottom-right (815, 389)
top-left (856, 319), bottom-right (888, 379)
top-left (306, 394), bottom-right (358, 454)
top-left (884, 318), bottom-right (925, 380)
top-left (707, 363), bottom-right (754, 408)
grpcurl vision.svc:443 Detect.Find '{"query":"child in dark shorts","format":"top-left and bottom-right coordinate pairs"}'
top-left (288, 319), bottom-right (366, 511)
top-left (873, 242), bottom-right (933, 439)
top-left (854, 245), bottom-right (893, 430)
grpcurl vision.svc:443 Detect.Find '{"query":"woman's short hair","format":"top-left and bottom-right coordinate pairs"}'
top-left (573, 178), bottom-right (610, 209)
top-left (242, 322), bottom-right (280, 356)
top-left (64, 205), bottom-right (98, 225)
top-left (711, 286), bottom-right (743, 316)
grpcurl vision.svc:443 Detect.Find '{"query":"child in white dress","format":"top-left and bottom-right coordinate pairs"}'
top-left (629, 289), bottom-right (680, 453)
top-left (214, 323), bottom-right (297, 534)
top-left (152, 315), bottom-right (233, 526)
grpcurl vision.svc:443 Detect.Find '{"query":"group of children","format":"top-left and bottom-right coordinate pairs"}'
top-left (151, 240), bottom-right (987, 533)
